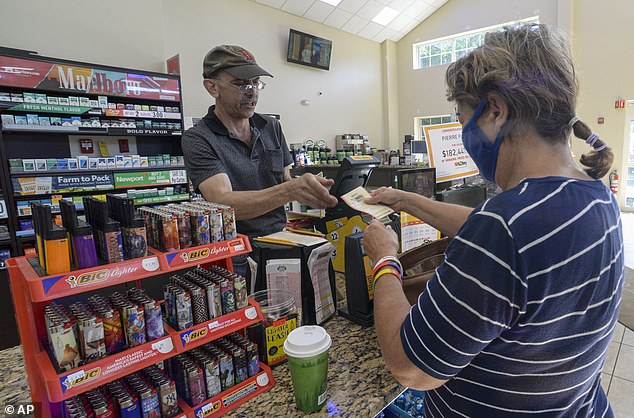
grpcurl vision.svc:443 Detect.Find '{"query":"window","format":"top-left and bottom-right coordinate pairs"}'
top-left (414, 114), bottom-right (454, 141)
top-left (413, 16), bottom-right (539, 70)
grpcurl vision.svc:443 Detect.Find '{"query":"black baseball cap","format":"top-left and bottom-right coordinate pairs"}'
top-left (202, 45), bottom-right (273, 79)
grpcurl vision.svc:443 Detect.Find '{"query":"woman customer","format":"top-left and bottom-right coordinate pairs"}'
top-left (364, 23), bottom-right (623, 417)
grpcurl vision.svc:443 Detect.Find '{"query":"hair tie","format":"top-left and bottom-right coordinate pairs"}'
top-left (568, 116), bottom-right (580, 128)
top-left (586, 133), bottom-right (600, 148)
top-left (593, 143), bottom-right (607, 152)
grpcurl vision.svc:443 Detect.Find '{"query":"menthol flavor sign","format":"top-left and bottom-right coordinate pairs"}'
top-left (13, 174), bottom-right (114, 195)
top-left (114, 170), bottom-right (187, 188)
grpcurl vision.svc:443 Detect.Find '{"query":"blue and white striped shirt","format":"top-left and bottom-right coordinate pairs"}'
top-left (401, 177), bottom-right (623, 417)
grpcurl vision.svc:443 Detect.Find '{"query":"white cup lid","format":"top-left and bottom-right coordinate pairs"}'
top-left (283, 325), bottom-right (332, 358)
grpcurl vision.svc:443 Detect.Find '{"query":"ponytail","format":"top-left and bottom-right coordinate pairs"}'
top-left (569, 118), bottom-right (614, 179)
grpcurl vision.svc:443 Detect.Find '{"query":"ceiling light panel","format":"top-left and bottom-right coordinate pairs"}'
top-left (372, 6), bottom-right (399, 25)
top-left (320, 0), bottom-right (344, 5)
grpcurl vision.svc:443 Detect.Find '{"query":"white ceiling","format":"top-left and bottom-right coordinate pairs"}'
top-left (252, 0), bottom-right (448, 43)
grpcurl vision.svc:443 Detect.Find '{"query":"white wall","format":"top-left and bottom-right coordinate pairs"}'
top-left (0, 0), bottom-right (166, 72)
top-left (572, 0), bottom-right (634, 208)
top-left (395, 0), bottom-right (558, 142)
top-left (160, 0), bottom-right (385, 150)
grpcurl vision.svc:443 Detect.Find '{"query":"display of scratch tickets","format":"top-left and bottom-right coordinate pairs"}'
top-left (341, 186), bottom-right (394, 219)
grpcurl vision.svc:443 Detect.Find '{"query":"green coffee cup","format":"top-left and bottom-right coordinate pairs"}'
top-left (283, 325), bottom-right (332, 413)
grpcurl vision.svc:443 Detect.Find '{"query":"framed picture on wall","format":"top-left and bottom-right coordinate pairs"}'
top-left (287, 29), bottom-right (332, 71)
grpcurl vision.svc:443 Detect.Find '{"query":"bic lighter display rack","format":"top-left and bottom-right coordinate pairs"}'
top-left (7, 234), bottom-right (277, 417)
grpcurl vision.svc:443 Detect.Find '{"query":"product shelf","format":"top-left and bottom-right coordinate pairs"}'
top-left (7, 234), bottom-right (251, 302)
top-left (177, 363), bottom-right (275, 418)
top-left (35, 335), bottom-right (176, 402)
top-left (9, 254), bottom-right (162, 302)
top-left (151, 234), bottom-right (251, 272)
top-left (9, 166), bottom-right (187, 177)
top-left (2, 125), bottom-right (181, 136)
top-left (103, 109), bottom-right (182, 120)
top-left (166, 300), bottom-right (263, 353)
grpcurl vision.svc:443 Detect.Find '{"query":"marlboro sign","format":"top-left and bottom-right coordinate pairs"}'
top-left (0, 55), bottom-right (180, 102)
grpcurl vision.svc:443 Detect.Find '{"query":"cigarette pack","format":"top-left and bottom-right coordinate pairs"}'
top-left (46, 159), bottom-right (58, 170)
top-left (98, 96), bottom-right (108, 108)
top-left (107, 157), bottom-right (116, 168)
top-left (69, 96), bottom-right (80, 107)
top-left (97, 158), bottom-right (107, 169)
top-left (26, 114), bottom-right (40, 125)
top-left (61, 118), bottom-right (72, 126)
top-left (10, 93), bottom-right (23, 103)
top-left (8, 159), bottom-right (22, 171)
top-left (23, 93), bottom-right (36, 103)
top-left (141, 105), bottom-right (150, 111)
top-left (0, 92), bottom-right (10, 102)
top-left (50, 117), bottom-right (62, 126)
top-left (78, 156), bottom-right (88, 169)
top-left (70, 116), bottom-right (82, 127)
top-left (79, 97), bottom-right (90, 107)
top-left (35, 159), bottom-right (47, 171)
top-left (140, 156), bottom-right (148, 167)
top-left (115, 155), bottom-right (124, 167)
top-left (123, 156), bottom-right (132, 167)
top-left (68, 158), bottom-right (78, 170)
top-left (47, 96), bottom-right (59, 105)
top-left (15, 115), bottom-right (28, 125)
top-left (134, 104), bottom-right (142, 111)
top-left (39, 116), bottom-right (51, 126)
top-left (131, 155), bottom-right (140, 167)
top-left (1, 114), bottom-right (15, 126)
top-left (58, 97), bottom-right (70, 106)
top-left (116, 103), bottom-right (124, 110)
top-left (88, 99), bottom-right (98, 108)
top-left (108, 103), bottom-right (116, 109)
top-left (89, 158), bottom-right (98, 169)
top-left (35, 94), bottom-right (47, 104)
top-left (58, 159), bottom-right (68, 170)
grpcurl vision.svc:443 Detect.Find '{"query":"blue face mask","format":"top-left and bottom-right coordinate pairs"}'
top-left (462, 98), bottom-right (504, 183)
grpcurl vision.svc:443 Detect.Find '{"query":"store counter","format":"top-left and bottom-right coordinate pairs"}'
top-left (225, 313), bottom-right (402, 417)
top-left (291, 164), bottom-right (418, 189)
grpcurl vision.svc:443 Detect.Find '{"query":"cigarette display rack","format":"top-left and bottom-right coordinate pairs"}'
top-left (0, 49), bottom-right (188, 349)
top-left (7, 234), bottom-right (277, 417)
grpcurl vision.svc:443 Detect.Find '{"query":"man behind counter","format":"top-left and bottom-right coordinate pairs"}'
top-left (182, 45), bottom-right (337, 277)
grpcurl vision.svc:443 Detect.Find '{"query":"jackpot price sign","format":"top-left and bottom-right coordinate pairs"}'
top-left (424, 123), bottom-right (478, 182)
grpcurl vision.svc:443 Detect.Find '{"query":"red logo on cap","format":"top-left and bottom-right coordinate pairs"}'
top-left (238, 49), bottom-right (254, 62)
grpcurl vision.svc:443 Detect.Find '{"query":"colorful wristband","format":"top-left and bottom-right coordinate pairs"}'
top-left (373, 256), bottom-right (403, 275)
top-left (373, 260), bottom-right (403, 276)
top-left (373, 267), bottom-right (402, 288)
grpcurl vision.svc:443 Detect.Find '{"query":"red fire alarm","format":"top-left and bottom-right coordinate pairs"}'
top-left (118, 139), bottom-right (129, 153)
top-left (615, 99), bottom-right (625, 109)
top-left (598, 117), bottom-right (605, 124)
top-left (79, 138), bottom-right (94, 154)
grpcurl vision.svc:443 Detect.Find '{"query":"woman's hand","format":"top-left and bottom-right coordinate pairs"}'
top-left (363, 220), bottom-right (399, 263)
top-left (364, 187), bottom-right (409, 212)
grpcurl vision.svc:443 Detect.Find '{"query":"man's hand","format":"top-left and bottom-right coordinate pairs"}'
top-left (364, 187), bottom-right (409, 212)
top-left (288, 173), bottom-right (338, 209)
top-left (363, 220), bottom-right (399, 263)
